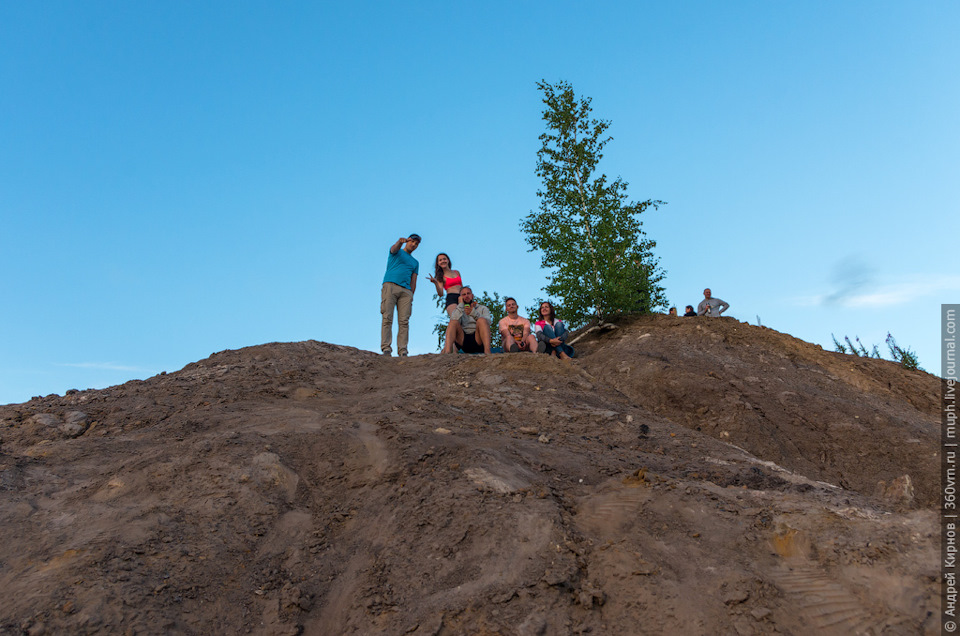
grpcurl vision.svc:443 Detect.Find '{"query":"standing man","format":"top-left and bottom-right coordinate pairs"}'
top-left (499, 297), bottom-right (538, 353)
top-left (443, 286), bottom-right (492, 354)
top-left (381, 234), bottom-right (421, 356)
top-left (697, 288), bottom-right (730, 318)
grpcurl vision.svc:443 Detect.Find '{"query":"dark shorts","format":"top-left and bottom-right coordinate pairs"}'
top-left (460, 332), bottom-right (484, 354)
top-left (445, 292), bottom-right (459, 308)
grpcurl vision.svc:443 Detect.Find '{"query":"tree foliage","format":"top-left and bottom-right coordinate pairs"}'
top-left (521, 80), bottom-right (666, 328)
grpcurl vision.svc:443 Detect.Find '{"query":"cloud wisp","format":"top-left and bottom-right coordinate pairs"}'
top-left (822, 256), bottom-right (875, 306)
top-left (798, 274), bottom-right (960, 308)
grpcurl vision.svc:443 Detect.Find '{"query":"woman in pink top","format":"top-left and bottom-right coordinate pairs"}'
top-left (427, 253), bottom-right (463, 318)
top-left (533, 301), bottom-right (574, 360)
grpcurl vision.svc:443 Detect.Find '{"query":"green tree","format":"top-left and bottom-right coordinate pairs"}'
top-left (521, 80), bottom-right (666, 328)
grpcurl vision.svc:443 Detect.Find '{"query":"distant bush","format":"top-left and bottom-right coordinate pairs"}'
top-left (831, 332), bottom-right (922, 370)
top-left (885, 333), bottom-right (921, 371)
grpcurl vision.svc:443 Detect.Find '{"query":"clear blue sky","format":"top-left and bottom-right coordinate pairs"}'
top-left (2, 1), bottom-right (957, 404)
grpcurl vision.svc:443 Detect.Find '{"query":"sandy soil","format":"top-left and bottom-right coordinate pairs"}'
top-left (0, 316), bottom-right (941, 635)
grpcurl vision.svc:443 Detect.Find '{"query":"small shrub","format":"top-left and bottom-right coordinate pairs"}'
top-left (831, 333), bottom-right (847, 354)
top-left (886, 333), bottom-right (921, 371)
top-left (833, 332), bottom-right (922, 370)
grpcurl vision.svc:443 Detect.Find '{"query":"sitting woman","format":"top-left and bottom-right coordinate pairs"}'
top-left (533, 301), bottom-right (574, 360)
top-left (426, 252), bottom-right (463, 318)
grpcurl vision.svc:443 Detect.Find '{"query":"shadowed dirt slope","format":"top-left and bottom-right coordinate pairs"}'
top-left (0, 317), bottom-right (941, 635)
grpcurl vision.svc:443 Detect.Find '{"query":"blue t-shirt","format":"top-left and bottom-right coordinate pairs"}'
top-left (382, 248), bottom-right (419, 289)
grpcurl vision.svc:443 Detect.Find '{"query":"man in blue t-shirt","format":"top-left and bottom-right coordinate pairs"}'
top-left (381, 233), bottom-right (421, 356)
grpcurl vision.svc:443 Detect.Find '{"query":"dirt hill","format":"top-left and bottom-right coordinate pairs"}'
top-left (0, 316), bottom-right (941, 635)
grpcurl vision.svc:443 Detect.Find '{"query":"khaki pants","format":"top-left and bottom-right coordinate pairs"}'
top-left (381, 282), bottom-right (413, 355)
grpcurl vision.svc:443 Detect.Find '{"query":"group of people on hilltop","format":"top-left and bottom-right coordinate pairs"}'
top-left (379, 233), bottom-right (573, 359)
top-left (430, 249), bottom-right (573, 358)
top-left (437, 288), bottom-right (574, 360)
top-left (667, 288), bottom-right (730, 319)
top-left (380, 233), bottom-right (728, 357)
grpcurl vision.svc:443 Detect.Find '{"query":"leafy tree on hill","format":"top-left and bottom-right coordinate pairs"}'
top-left (521, 80), bottom-right (666, 329)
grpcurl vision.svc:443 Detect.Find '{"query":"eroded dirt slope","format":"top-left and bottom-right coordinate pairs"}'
top-left (577, 315), bottom-right (940, 506)
top-left (0, 321), bottom-right (941, 635)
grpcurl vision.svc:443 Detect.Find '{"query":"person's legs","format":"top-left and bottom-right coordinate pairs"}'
top-left (523, 333), bottom-right (538, 352)
top-left (551, 322), bottom-right (573, 357)
top-left (539, 324), bottom-right (556, 355)
top-left (553, 322), bottom-right (568, 340)
top-left (396, 288), bottom-right (413, 356)
top-left (460, 332), bottom-right (484, 354)
top-left (380, 283), bottom-right (398, 355)
top-left (502, 330), bottom-right (518, 352)
top-left (475, 318), bottom-right (492, 354)
top-left (444, 292), bottom-right (459, 319)
top-left (443, 320), bottom-right (464, 354)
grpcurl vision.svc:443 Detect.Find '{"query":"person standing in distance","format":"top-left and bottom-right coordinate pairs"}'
top-left (381, 234), bottom-right (421, 356)
top-left (697, 288), bottom-right (730, 318)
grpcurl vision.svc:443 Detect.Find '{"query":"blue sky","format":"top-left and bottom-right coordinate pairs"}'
top-left (2, 1), bottom-right (957, 404)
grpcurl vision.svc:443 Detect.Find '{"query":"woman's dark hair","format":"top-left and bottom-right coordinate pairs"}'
top-left (434, 253), bottom-right (451, 285)
top-left (539, 301), bottom-right (556, 323)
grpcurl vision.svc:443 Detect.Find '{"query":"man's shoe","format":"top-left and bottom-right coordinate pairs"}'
top-left (509, 344), bottom-right (520, 353)
top-left (536, 341), bottom-right (547, 353)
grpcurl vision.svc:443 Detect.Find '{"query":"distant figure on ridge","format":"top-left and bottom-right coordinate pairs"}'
top-left (426, 253), bottom-right (463, 318)
top-left (668, 307), bottom-right (678, 317)
top-left (683, 305), bottom-right (697, 317)
top-left (697, 288), bottom-right (729, 318)
top-left (534, 301), bottom-right (574, 360)
top-left (381, 234), bottom-right (421, 356)
top-left (499, 298), bottom-right (538, 353)
top-left (443, 287), bottom-right (492, 354)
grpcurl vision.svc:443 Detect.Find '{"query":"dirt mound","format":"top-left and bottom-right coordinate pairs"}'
top-left (0, 321), bottom-right (940, 635)
top-left (575, 315), bottom-right (940, 507)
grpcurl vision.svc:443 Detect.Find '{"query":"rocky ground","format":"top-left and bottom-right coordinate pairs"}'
top-left (0, 315), bottom-right (941, 635)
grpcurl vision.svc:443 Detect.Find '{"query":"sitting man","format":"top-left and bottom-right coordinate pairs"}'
top-left (697, 288), bottom-right (730, 317)
top-left (442, 286), bottom-right (492, 354)
top-left (498, 297), bottom-right (538, 353)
